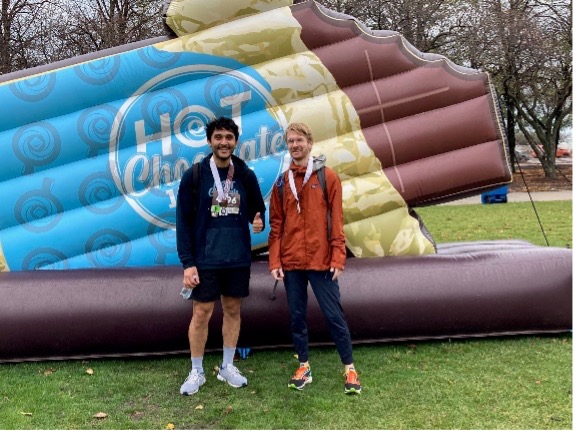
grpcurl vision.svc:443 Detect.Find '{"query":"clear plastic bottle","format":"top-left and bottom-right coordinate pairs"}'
top-left (180, 287), bottom-right (194, 300)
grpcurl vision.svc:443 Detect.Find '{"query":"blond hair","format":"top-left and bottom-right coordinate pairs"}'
top-left (284, 122), bottom-right (314, 143)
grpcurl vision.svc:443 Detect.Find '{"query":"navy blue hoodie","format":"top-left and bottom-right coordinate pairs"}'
top-left (176, 154), bottom-right (266, 270)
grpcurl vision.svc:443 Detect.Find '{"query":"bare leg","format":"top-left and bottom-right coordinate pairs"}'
top-left (189, 301), bottom-right (215, 357)
top-left (221, 296), bottom-right (242, 348)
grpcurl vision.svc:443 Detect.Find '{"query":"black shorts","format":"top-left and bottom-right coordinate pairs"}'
top-left (191, 267), bottom-right (251, 302)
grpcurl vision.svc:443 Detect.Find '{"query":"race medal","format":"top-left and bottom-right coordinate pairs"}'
top-left (209, 155), bottom-right (234, 205)
top-left (209, 156), bottom-right (237, 217)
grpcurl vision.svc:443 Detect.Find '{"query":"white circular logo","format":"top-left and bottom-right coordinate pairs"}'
top-left (109, 64), bottom-right (287, 228)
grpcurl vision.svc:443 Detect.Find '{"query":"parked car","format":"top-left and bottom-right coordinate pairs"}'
top-left (515, 150), bottom-right (530, 162)
top-left (529, 144), bottom-right (572, 158)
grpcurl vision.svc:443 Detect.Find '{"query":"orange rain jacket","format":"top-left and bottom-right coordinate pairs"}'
top-left (268, 159), bottom-right (346, 272)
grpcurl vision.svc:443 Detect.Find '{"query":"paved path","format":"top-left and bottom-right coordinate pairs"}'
top-left (442, 190), bottom-right (572, 206)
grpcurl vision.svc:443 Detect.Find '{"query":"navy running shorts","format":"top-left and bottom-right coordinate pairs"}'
top-left (191, 267), bottom-right (251, 302)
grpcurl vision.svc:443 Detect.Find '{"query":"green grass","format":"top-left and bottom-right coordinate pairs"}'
top-left (418, 200), bottom-right (572, 248)
top-left (0, 200), bottom-right (572, 429)
top-left (0, 337), bottom-right (572, 430)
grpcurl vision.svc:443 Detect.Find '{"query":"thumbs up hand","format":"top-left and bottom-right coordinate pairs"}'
top-left (252, 212), bottom-right (264, 233)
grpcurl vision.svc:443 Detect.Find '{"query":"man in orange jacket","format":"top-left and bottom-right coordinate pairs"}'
top-left (268, 122), bottom-right (361, 395)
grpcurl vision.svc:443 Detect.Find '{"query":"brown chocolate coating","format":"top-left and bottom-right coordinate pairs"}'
top-left (293, 2), bottom-right (511, 205)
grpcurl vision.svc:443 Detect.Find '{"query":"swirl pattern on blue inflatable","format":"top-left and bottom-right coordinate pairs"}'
top-left (0, 46), bottom-right (286, 271)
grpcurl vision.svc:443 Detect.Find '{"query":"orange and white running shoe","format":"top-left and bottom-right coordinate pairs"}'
top-left (344, 368), bottom-right (361, 394)
top-left (288, 364), bottom-right (312, 390)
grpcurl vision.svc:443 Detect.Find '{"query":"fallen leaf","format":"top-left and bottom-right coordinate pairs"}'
top-left (194, 405), bottom-right (204, 411)
top-left (224, 406), bottom-right (233, 414)
top-left (166, 423), bottom-right (175, 430)
top-left (20, 412), bottom-right (32, 416)
top-left (250, 391), bottom-right (256, 395)
top-left (86, 368), bottom-right (94, 375)
top-left (535, 380), bottom-right (542, 385)
top-left (93, 412), bottom-right (107, 419)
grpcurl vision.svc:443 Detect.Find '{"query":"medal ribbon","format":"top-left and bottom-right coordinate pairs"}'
top-left (288, 156), bottom-right (313, 213)
top-left (209, 155), bottom-right (235, 204)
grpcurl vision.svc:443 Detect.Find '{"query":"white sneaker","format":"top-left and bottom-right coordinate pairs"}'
top-left (180, 369), bottom-right (206, 395)
top-left (217, 364), bottom-right (248, 388)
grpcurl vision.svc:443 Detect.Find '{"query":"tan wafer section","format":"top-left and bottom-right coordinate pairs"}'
top-left (159, 4), bottom-right (435, 256)
top-left (164, 0), bottom-right (292, 35)
top-left (0, 242), bottom-right (9, 272)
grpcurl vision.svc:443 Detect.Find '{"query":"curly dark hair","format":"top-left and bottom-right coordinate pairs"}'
top-left (205, 117), bottom-right (240, 142)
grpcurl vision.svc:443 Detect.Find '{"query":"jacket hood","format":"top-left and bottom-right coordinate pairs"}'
top-left (313, 154), bottom-right (326, 172)
top-left (290, 154), bottom-right (326, 173)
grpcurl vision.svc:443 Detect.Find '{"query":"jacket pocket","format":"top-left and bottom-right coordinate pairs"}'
top-left (205, 227), bottom-right (249, 264)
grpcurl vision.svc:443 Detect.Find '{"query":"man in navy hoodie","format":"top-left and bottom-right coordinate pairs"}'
top-left (176, 117), bottom-right (266, 395)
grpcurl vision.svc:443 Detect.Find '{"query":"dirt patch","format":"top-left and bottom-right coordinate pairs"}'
top-left (509, 163), bottom-right (572, 192)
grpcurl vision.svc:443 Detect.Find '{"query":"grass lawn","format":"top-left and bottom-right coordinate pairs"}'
top-left (0, 200), bottom-right (572, 429)
top-left (417, 200), bottom-right (572, 248)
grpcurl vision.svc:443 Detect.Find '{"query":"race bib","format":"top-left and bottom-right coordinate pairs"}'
top-left (211, 192), bottom-right (241, 217)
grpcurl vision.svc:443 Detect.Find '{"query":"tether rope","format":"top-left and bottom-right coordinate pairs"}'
top-left (513, 154), bottom-right (573, 247)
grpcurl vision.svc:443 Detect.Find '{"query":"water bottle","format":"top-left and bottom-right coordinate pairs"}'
top-left (180, 287), bottom-right (194, 300)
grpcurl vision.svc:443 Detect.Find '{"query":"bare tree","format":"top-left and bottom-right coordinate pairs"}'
top-left (0, 0), bottom-right (52, 73)
top-left (1, 0), bottom-right (165, 74)
top-left (511, 0), bottom-right (571, 177)
top-left (53, 0), bottom-right (164, 56)
top-left (316, 0), bottom-right (469, 54)
top-left (470, 0), bottom-right (571, 177)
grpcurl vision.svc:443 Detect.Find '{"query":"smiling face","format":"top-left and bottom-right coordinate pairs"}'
top-left (209, 127), bottom-right (237, 166)
top-left (286, 129), bottom-right (313, 166)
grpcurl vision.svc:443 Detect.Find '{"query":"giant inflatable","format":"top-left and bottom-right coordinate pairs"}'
top-left (0, 0), bottom-right (571, 362)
